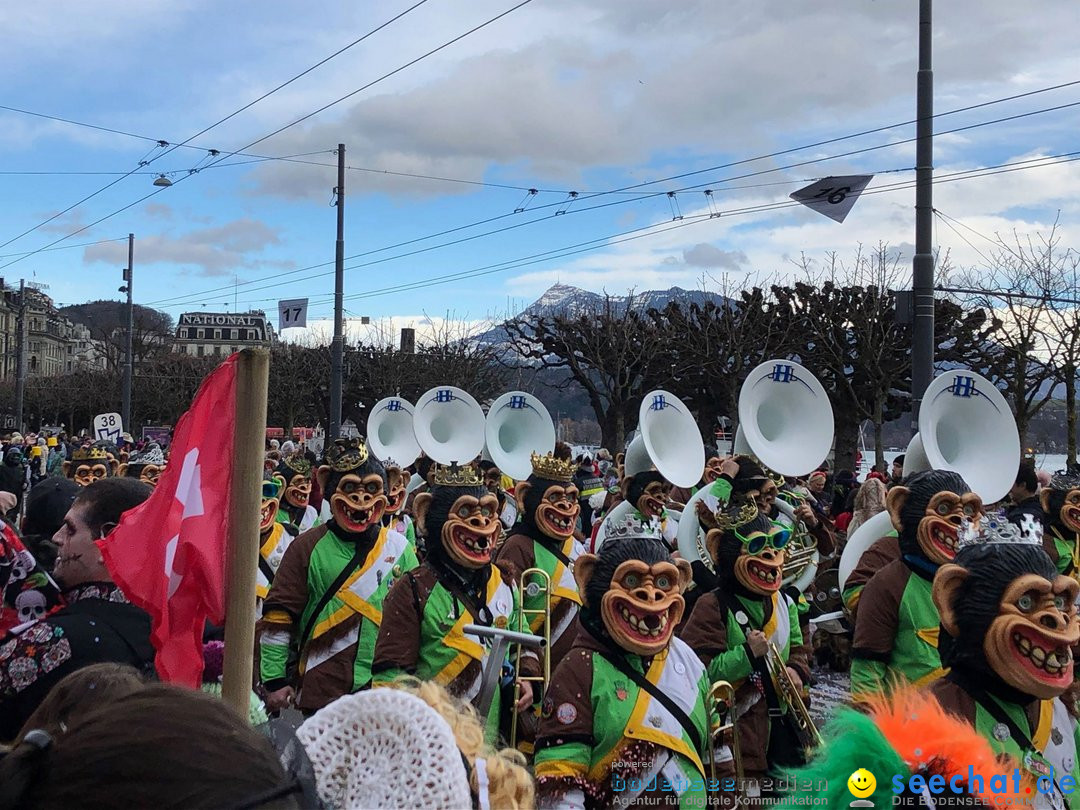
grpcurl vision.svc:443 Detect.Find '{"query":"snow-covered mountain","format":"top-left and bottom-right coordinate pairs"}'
top-left (479, 283), bottom-right (728, 347)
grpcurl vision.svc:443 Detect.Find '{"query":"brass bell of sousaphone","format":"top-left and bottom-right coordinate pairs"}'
top-left (595, 390), bottom-right (705, 550)
top-left (483, 391), bottom-right (556, 481)
top-left (368, 397), bottom-right (422, 468)
top-left (412, 386), bottom-right (486, 465)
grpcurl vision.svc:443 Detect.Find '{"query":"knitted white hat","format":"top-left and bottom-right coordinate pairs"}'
top-left (296, 688), bottom-right (473, 810)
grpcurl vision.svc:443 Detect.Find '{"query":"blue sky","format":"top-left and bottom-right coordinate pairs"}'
top-left (2, 0), bottom-right (1079, 341)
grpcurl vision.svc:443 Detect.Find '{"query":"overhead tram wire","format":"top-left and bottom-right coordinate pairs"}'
top-left (154, 149), bottom-right (1080, 312)
top-left (0, 0), bottom-right (539, 275)
top-left (144, 122), bottom-right (1080, 310)
top-left (5, 75), bottom-right (1080, 195)
top-left (0, 0), bottom-right (434, 254)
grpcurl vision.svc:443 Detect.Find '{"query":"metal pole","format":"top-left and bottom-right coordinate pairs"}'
top-left (14, 280), bottom-right (26, 431)
top-left (911, 0), bottom-right (935, 424)
top-left (121, 233), bottom-right (134, 431)
top-left (329, 144), bottom-right (345, 440)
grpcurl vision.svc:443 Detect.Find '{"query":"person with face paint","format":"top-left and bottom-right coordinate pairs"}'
top-left (273, 451), bottom-right (319, 533)
top-left (495, 452), bottom-right (585, 666)
top-left (1038, 472), bottom-right (1080, 581)
top-left (117, 443), bottom-right (165, 491)
top-left (258, 438), bottom-right (419, 715)
top-left (533, 515), bottom-right (707, 810)
top-left (850, 469), bottom-right (984, 698)
top-left (928, 512), bottom-right (1080, 806)
top-left (372, 462), bottom-right (538, 744)
top-left (0, 477), bottom-right (154, 740)
top-left (679, 496), bottom-right (811, 790)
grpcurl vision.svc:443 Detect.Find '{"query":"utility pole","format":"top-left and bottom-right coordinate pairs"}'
top-left (14, 279), bottom-right (26, 431)
top-left (911, 0), bottom-right (935, 424)
top-left (329, 144), bottom-right (345, 440)
top-left (121, 233), bottom-right (134, 431)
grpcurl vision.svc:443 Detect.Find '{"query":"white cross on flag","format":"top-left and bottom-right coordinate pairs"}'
top-left (98, 355), bottom-right (237, 686)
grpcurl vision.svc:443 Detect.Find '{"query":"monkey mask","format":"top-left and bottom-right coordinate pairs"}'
top-left (275, 451), bottom-right (313, 513)
top-left (621, 470), bottom-right (671, 523)
top-left (515, 452), bottom-right (579, 543)
top-left (63, 443), bottom-right (117, 486)
top-left (383, 464), bottom-right (408, 517)
top-left (935, 514), bottom-right (1080, 701)
top-left (704, 497), bottom-right (790, 596)
top-left (316, 438), bottom-right (388, 536)
top-left (887, 469), bottom-right (983, 567)
top-left (1040, 472), bottom-right (1080, 537)
top-left (573, 518), bottom-right (692, 656)
top-left (260, 478), bottom-right (284, 539)
top-left (413, 464), bottom-right (501, 570)
top-left (118, 443), bottom-right (165, 490)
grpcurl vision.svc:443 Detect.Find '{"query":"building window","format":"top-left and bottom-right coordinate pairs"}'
top-left (29, 357), bottom-right (36, 372)
top-left (214, 345), bottom-right (221, 356)
top-left (197, 329), bottom-right (204, 339)
top-left (197, 345), bottom-right (205, 357)
top-left (214, 329), bottom-right (221, 339)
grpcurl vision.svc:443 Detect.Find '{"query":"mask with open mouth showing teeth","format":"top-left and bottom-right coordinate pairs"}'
top-left (1040, 474), bottom-right (1080, 537)
top-left (260, 478), bottom-right (284, 535)
top-left (574, 521), bottom-right (692, 657)
top-left (705, 499), bottom-right (788, 597)
top-left (383, 465), bottom-right (408, 516)
top-left (888, 469), bottom-right (982, 567)
top-left (413, 464), bottom-right (500, 570)
top-left (316, 438), bottom-right (389, 537)
top-left (935, 534), bottom-right (1080, 701)
top-left (622, 471), bottom-right (671, 523)
top-left (516, 479), bottom-right (580, 543)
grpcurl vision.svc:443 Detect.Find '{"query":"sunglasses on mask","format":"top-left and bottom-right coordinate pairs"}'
top-left (733, 522), bottom-right (792, 555)
top-left (261, 481), bottom-right (281, 500)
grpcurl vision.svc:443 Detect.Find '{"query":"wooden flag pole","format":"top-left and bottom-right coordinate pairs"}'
top-left (222, 348), bottom-right (270, 715)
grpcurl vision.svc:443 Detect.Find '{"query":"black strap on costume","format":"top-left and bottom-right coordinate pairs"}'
top-left (971, 689), bottom-right (1070, 809)
top-left (429, 562), bottom-right (494, 627)
top-left (717, 591), bottom-right (785, 717)
top-left (258, 555), bottom-right (277, 588)
top-left (537, 536), bottom-right (573, 568)
top-left (296, 546), bottom-right (366, 655)
top-left (594, 639), bottom-right (704, 755)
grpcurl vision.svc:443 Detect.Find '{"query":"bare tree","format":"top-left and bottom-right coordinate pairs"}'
top-left (946, 228), bottom-right (1066, 448)
top-left (503, 293), bottom-right (672, 451)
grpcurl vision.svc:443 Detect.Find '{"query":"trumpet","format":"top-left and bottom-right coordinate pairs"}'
top-left (766, 641), bottom-right (822, 750)
top-left (707, 680), bottom-right (743, 786)
top-left (510, 567), bottom-right (552, 751)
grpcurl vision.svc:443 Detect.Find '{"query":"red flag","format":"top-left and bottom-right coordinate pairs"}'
top-left (98, 354), bottom-right (237, 686)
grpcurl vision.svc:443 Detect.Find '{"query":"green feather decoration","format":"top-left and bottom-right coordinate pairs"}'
top-left (779, 706), bottom-right (909, 807)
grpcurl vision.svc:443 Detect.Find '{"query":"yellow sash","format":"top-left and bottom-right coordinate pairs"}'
top-left (434, 570), bottom-right (514, 687)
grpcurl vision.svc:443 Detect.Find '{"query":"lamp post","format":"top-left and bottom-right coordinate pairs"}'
top-left (911, 0), bottom-right (935, 424)
top-left (119, 234), bottom-right (134, 431)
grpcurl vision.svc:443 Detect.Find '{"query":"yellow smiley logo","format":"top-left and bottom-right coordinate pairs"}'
top-left (848, 768), bottom-right (876, 798)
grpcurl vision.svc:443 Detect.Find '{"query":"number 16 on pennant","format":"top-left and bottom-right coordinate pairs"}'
top-left (789, 175), bottom-right (874, 223)
top-left (277, 298), bottom-right (308, 331)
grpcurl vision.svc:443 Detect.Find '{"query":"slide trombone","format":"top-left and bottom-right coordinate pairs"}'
top-left (510, 567), bottom-right (552, 750)
top-left (708, 680), bottom-right (743, 786)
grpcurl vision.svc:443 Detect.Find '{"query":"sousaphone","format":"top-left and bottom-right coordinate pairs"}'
top-left (594, 390), bottom-right (705, 550)
top-left (368, 397), bottom-right (421, 468)
top-left (838, 368), bottom-right (1020, 594)
top-left (484, 391), bottom-right (556, 481)
top-left (412, 386), bottom-right (486, 466)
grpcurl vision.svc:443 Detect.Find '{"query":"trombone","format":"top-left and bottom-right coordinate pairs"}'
top-left (510, 567), bottom-right (552, 750)
top-left (707, 680), bottom-right (743, 787)
top-left (766, 641), bottom-right (822, 750)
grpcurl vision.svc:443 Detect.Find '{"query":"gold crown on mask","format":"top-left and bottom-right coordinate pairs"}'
top-left (529, 452), bottom-right (576, 483)
top-left (323, 437), bottom-right (369, 472)
top-left (713, 497), bottom-right (761, 533)
top-left (433, 462), bottom-right (484, 488)
top-left (282, 451), bottom-right (312, 477)
top-left (72, 445), bottom-right (109, 462)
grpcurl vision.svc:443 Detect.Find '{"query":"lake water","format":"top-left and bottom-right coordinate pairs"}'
top-left (866, 450), bottom-right (1070, 476)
